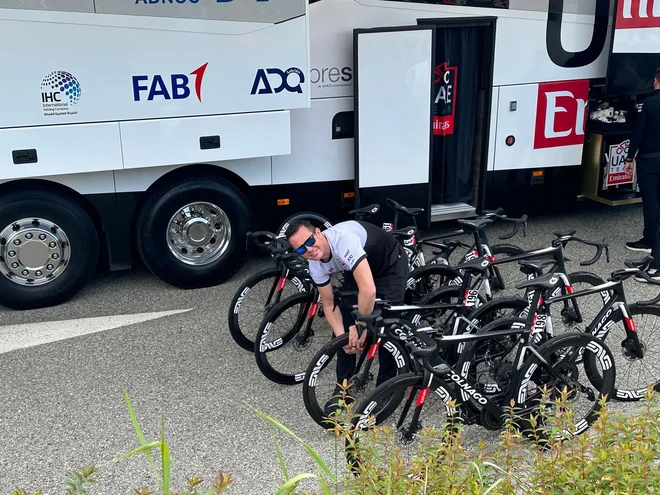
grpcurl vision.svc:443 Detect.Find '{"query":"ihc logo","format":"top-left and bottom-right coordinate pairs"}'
top-left (41, 71), bottom-right (82, 105)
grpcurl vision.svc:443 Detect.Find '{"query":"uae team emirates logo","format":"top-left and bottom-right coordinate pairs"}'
top-left (433, 62), bottom-right (458, 136)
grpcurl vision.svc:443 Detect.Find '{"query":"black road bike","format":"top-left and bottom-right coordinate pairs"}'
top-left (345, 307), bottom-right (616, 469)
top-left (459, 255), bottom-right (660, 406)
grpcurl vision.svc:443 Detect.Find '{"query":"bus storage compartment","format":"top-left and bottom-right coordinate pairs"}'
top-left (0, 122), bottom-right (123, 180)
top-left (119, 111), bottom-right (292, 170)
top-left (489, 81), bottom-right (589, 213)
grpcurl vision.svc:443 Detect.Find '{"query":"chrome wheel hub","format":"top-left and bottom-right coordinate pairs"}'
top-left (167, 202), bottom-right (231, 266)
top-left (0, 218), bottom-right (70, 286)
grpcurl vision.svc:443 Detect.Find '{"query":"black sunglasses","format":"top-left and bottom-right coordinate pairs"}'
top-left (294, 232), bottom-right (316, 255)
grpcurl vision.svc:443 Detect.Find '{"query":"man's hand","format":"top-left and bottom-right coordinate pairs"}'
top-left (624, 159), bottom-right (634, 176)
top-left (343, 324), bottom-right (367, 354)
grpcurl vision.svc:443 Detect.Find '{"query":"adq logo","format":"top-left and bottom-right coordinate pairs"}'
top-left (251, 67), bottom-right (305, 95)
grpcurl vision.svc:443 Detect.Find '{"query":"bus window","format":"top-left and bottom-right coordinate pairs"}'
top-left (382, 0), bottom-right (509, 8)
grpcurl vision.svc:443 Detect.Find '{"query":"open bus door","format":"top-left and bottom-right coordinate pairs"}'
top-left (353, 18), bottom-right (497, 229)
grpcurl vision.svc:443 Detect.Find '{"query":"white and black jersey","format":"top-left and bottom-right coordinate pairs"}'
top-left (308, 220), bottom-right (402, 287)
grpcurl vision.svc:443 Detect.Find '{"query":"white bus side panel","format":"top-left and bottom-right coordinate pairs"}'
top-left (0, 123), bottom-right (123, 180)
top-left (113, 159), bottom-right (273, 193)
top-left (0, 171), bottom-right (116, 195)
top-left (0, 9), bottom-right (310, 129)
top-left (120, 111), bottom-right (291, 169)
top-left (272, 98), bottom-right (354, 185)
top-left (493, 84), bottom-right (585, 171)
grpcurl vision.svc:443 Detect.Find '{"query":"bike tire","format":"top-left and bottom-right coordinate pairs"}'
top-left (513, 332), bottom-right (616, 442)
top-left (227, 266), bottom-right (310, 351)
top-left (302, 329), bottom-right (411, 429)
top-left (346, 371), bottom-right (459, 473)
top-left (253, 291), bottom-right (323, 385)
top-left (277, 212), bottom-right (333, 238)
top-left (583, 303), bottom-right (660, 401)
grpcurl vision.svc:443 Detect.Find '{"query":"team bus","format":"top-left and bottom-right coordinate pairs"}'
top-left (0, 0), bottom-right (649, 309)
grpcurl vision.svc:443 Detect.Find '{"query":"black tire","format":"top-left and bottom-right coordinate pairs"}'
top-left (514, 332), bottom-right (616, 441)
top-left (302, 330), bottom-right (411, 429)
top-left (346, 372), bottom-right (459, 472)
top-left (405, 263), bottom-right (463, 304)
top-left (277, 212), bottom-right (333, 238)
top-left (134, 176), bottom-right (253, 289)
top-left (583, 304), bottom-right (660, 401)
top-left (0, 189), bottom-right (99, 310)
top-left (254, 291), bottom-right (324, 385)
top-left (228, 266), bottom-right (311, 351)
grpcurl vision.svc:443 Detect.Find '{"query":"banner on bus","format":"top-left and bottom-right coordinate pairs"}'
top-left (605, 139), bottom-right (634, 187)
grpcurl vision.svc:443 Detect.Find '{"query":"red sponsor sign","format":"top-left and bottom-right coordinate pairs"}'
top-left (533, 79), bottom-right (589, 150)
top-left (616, 0), bottom-right (660, 29)
top-left (433, 62), bottom-right (458, 136)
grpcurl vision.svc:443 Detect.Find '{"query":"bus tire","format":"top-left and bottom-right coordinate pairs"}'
top-left (0, 189), bottom-right (99, 310)
top-left (135, 176), bottom-right (254, 289)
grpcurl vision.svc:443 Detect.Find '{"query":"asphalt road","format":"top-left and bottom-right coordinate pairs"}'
top-left (0, 200), bottom-right (657, 495)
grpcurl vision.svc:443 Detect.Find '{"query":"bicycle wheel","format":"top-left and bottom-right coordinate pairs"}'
top-left (277, 212), bottom-right (333, 238)
top-left (453, 316), bottom-right (530, 422)
top-left (302, 328), bottom-right (411, 429)
top-left (254, 291), bottom-right (328, 385)
top-left (448, 295), bottom-right (529, 363)
top-left (346, 372), bottom-right (459, 472)
top-left (584, 303), bottom-right (660, 401)
top-left (548, 271), bottom-right (611, 338)
top-left (228, 267), bottom-right (310, 351)
top-left (514, 332), bottom-right (615, 442)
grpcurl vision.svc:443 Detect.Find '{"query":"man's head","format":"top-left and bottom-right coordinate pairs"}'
top-left (285, 219), bottom-right (329, 261)
top-left (654, 68), bottom-right (660, 90)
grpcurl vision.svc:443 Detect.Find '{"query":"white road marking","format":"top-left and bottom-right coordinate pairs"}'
top-left (0, 309), bottom-right (193, 354)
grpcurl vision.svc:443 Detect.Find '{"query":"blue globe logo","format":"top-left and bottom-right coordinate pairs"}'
top-left (41, 71), bottom-right (82, 105)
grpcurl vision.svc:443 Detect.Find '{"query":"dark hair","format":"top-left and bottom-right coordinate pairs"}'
top-left (284, 219), bottom-right (315, 240)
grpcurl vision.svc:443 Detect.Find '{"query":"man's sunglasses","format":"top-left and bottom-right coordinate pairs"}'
top-left (294, 233), bottom-right (316, 255)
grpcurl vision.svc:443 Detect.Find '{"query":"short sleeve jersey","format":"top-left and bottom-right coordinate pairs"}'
top-left (308, 220), bottom-right (401, 287)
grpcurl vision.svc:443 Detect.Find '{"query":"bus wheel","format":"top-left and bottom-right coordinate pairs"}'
top-left (135, 176), bottom-right (253, 289)
top-left (0, 189), bottom-right (99, 309)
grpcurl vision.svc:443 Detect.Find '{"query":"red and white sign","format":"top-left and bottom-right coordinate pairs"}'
top-left (433, 62), bottom-right (458, 136)
top-left (605, 139), bottom-right (634, 186)
top-left (533, 79), bottom-right (589, 150)
top-left (616, 0), bottom-right (660, 29)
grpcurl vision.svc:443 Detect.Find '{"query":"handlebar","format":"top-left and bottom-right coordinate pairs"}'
top-left (247, 231), bottom-right (291, 255)
top-left (481, 209), bottom-right (528, 240)
top-left (618, 256), bottom-right (660, 306)
top-left (280, 252), bottom-right (309, 273)
top-left (551, 233), bottom-right (610, 266)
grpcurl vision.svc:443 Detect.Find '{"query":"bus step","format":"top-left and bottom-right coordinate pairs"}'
top-left (430, 203), bottom-right (476, 223)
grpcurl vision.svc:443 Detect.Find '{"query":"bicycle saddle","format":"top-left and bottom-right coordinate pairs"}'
top-left (518, 260), bottom-right (554, 276)
top-left (386, 198), bottom-right (424, 216)
top-left (516, 272), bottom-right (563, 292)
top-left (457, 218), bottom-right (493, 232)
top-left (455, 255), bottom-right (491, 273)
top-left (349, 204), bottom-right (380, 216)
top-left (390, 227), bottom-right (416, 240)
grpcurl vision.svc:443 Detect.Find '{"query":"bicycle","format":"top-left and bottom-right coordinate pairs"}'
top-left (300, 236), bottom-right (608, 429)
top-left (252, 253), bottom-right (495, 385)
top-left (458, 255), bottom-right (660, 406)
top-left (345, 307), bottom-right (616, 469)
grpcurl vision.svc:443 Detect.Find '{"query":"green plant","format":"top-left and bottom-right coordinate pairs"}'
top-left (252, 383), bottom-right (660, 495)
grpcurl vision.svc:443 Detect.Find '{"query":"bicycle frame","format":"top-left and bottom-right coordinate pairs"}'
top-left (357, 323), bottom-right (580, 431)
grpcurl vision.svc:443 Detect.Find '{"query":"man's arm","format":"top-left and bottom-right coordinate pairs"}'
top-left (627, 101), bottom-right (648, 164)
top-left (317, 283), bottom-right (345, 338)
top-left (352, 258), bottom-right (377, 316)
